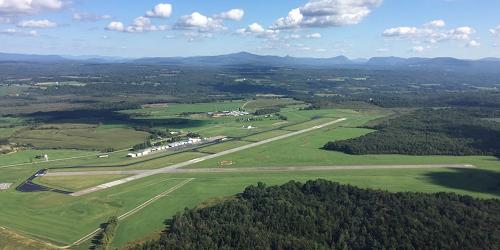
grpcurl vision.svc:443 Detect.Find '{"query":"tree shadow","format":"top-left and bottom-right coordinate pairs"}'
top-left (17, 109), bottom-right (208, 128)
top-left (425, 168), bottom-right (500, 198)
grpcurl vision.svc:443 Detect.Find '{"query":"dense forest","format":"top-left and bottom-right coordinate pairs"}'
top-left (134, 180), bottom-right (500, 250)
top-left (324, 108), bottom-right (500, 156)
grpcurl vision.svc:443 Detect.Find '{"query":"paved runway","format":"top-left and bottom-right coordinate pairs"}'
top-left (70, 118), bottom-right (347, 196)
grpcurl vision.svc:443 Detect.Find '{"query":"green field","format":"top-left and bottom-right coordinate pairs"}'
top-left (35, 175), bottom-right (130, 192)
top-left (0, 104), bottom-right (499, 249)
top-left (10, 124), bottom-right (149, 151)
top-left (122, 100), bottom-right (247, 118)
top-left (242, 98), bottom-right (301, 111)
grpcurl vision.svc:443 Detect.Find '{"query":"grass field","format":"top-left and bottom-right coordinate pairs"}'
top-left (242, 98), bottom-right (301, 112)
top-left (0, 176), bottom-right (188, 246)
top-left (35, 175), bottom-right (130, 192)
top-left (10, 124), bottom-right (149, 151)
top-left (121, 100), bottom-right (247, 118)
top-left (0, 105), bottom-right (499, 249)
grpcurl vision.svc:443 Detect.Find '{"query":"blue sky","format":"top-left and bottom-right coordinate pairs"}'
top-left (0, 0), bottom-right (499, 58)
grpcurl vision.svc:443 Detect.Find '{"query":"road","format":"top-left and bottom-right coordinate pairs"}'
top-left (70, 118), bottom-right (347, 196)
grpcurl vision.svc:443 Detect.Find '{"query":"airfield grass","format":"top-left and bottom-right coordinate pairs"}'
top-left (0, 177), bottom-right (187, 246)
top-left (242, 129), bottom-right (291, 142)
top-left (10, 124), bottom-right (149, 151)
top-left (196, 140), bottom-right (251, 154)
top-left (1, 106), bottom-right (499, 248)
top-left (34, 175), bottom-right (130, 192)
top-left (112, 163), bottom-right (500, 248)
top-left (0, 149), bottom-right (96, 168)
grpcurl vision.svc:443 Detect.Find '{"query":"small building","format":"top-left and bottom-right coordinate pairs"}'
top-left (98, 154), bottom-right (109, 158)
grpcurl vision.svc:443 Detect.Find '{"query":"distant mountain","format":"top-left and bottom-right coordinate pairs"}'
top-left (0, 52), bottom-right (71, 63)
top-left (1, 51), bottom-right (499, 73)
top-left (479, 57), bottom-right (500, 62)
top-left (62, 55), bottom-right (129, 63)
top-left (132, 52), bottom-right (356, 67)
top-left (367, 56), bottom-right (500, 73)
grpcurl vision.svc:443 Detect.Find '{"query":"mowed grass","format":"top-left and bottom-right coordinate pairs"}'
top-left (49, 151), bottom-right (209, 172)
top-left (0, 176), bottom-right (188, 245)
top-left (113, 164), bottom-right (500, 248)
top-left (196, 140), bottom-right (252, 154)
top-left (35, 175), bottom-right (130, 192)
top-left (241, 129), bottom-right (291, 142)
top-left (189, 123), bottom-right (493, 169)
top-left (122, 100), bottom-right (247, 118)
top-left (10, 124), bottom-right (149, 151)
top-left (0, 149), bottom-right (96, 168)
top-left (242, 98), bottom-right (301, 112)
top-left (2, 107), bottom-right (499, 249)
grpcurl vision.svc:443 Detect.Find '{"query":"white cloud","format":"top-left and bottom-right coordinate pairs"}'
top-left (126, 16), bottom-right (168, 33)
top-left (424, 19), bottom-right (445, 28)
top-left (447, 26), bottom-right (474, 40)
top-left (0, 0), bottom-right (63, 15)
top-left (237, 22), bottom-right (279, 40)
top-left (272, 8), bottom-right (303, 29)
top-left (146, 3), bottom-right (172, 18)
top-left (0, 28), bottom-right (37, 36)
top-left (247, 22), bottom-right (265, 33)
top-left (306, 32), bottom-right (322, 39)
top-left (214, 9), bottom-right (244, 21)
top-left (183, 31), bottom-right (214, 42)
top-left (106, 17), bottom-right (168, 33)
top-left (376, 48), bottom-right (389, 52)
top-left (466, 40), bottom-right (480, 48)
top-left (411, 46), bottom-right (424, 53)
top-left (383, 20), bottom-right (475, 45)
top-left (490, 25), bottom-right (500, 36)
top-left (175, 12), bottom-right (225, 32)
top-left (272, 0), bottom-right (382, 30)
top-left (17, 19), bottom-right (56, 28)
top-left (73, 12), bottom-right (112, 22)
top-left (382, 27), bottom-right (420, 37)
top-left (106, 21), bottom-right (125, 32)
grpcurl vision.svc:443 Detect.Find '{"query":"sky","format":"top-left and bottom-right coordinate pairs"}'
top-left (0, 0), bottom-right (499, 59)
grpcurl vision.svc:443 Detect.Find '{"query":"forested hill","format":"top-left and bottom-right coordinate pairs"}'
top-left (134, 180), bottom-right (500, 250)
top-left (324, 108), bottom-right (500, 156)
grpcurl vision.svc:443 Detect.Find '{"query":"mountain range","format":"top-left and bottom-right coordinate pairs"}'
top-left (1, 52), bottom-right (499, 72)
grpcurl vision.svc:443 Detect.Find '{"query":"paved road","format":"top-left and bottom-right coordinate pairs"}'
top-left (70, 118), bottom-right (347, 196)
top-left (48, 164), bottom-right (476, 177)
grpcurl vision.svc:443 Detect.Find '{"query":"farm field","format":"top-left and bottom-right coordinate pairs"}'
top-left (10, 124), bottom-right (149, 151)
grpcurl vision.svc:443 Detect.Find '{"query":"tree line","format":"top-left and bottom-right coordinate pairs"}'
top-left (324, 108), bottom-right (500, 156)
